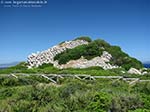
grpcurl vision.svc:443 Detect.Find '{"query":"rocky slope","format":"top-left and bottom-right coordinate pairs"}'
top-left (27, 37), bottom-right (143, 72)
top-left (54, 51), bottom-right (118, 70)
top-left (27, 39), bottom-right (88, 68)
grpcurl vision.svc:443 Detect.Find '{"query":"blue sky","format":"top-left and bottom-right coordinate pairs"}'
top-left (0, 0), bottom-right (149, 63)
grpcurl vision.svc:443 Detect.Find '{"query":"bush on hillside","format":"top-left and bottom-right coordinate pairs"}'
top-left (54, 40), bottom-right (104, 64)
top-left (86, 92), bottom-right (111, 112)
top-left (74, 36), bottom-right (92, 42)
top-left (9, 62), bottom-right (28, 70)
top-left (38, 63), bottom-right (53, 69)
top-left (106, 46), bottom-right (143, 70)
top-left (93, 39), bottom-right (110, 48)
top-left (0, 62), bottom-right (28, 74)
top-left (54, 38), bottom-right (143, 70)
top-left (110, 95), bottom-right (143, 112)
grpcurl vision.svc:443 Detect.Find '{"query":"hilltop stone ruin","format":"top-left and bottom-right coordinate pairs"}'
top-left (27, 40), bottom-right (88, 68)
top-left (27, 39), bottom-right (119, 70)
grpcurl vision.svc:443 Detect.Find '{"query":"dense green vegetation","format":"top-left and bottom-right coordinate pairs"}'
top-left (0, 63), bottom-right (149, 112)
top-left (54, 39), bottom-right (108, 64)
top-left (105, 46), bottom-right (143, 70)
top-left (54, 37), bottom-right (143, 70)
top-left (0, 74), bottom-right (150, 112)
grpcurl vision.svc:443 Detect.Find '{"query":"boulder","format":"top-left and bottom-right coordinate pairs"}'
top-left (128, 68), bottom-right (141, 75)
top-left (142, 71), bottom-right (148, 75)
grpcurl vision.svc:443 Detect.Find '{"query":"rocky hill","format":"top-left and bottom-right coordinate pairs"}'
top-left (27, 39), bottom-right (88, 68)
top-left (27, 37), bottom-right (143, 71)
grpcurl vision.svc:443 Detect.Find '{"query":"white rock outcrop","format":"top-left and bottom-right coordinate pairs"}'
top-left (27, 39), bottom-right (119, 70)
top-left (142, 71), bottom-right (148, 75)
top-left (27, 40), bottom-right (88, 68)
top-left (128, 68), bottom-right (141, 75)
top-left (54, 51), bottom-right (118, 70)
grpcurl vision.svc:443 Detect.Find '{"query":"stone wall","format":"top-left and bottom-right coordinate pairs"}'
top-left (27, 40), bottom-right (88, 68)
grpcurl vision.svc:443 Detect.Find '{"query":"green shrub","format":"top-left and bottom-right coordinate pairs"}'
top-left (59, 80), bottom-right (88, 98)
top-left (0, 76), bottom-right (38, 87)
top-left (133, 82), bottom-right (150, 94)
top-left (74, 36), bottom-right (92, 42)
top-left (0, 88), bottom-right (14, 100)
top-left (54, 40), bottom-right (104, 64)
top-left (93, 39), bottom-right (110, 48)
top-left (0, 99), bottom-right (13, 112)
top-left (0, 77), bottom-right (19, 87)
top-left (129, 109), bottom-right (150, 112)
top-left (9, 62), bottom-right (28, 70)
top-left (38, 102), bottom-right (66, 112)
top-left (110, 95), bottom-right (143, 112)
top-left (38, 63), bottom-right (53, 69)
top-left (86, 92), bottom-right (111, 112)
top-left (0, 62), bottom-right (28, 74)
top-left (106, 46), bottom-right (143, 70)
top-left (13, 100), bottom-right (35, 112)
top-left (141, 94), bottom-right (150, 109)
